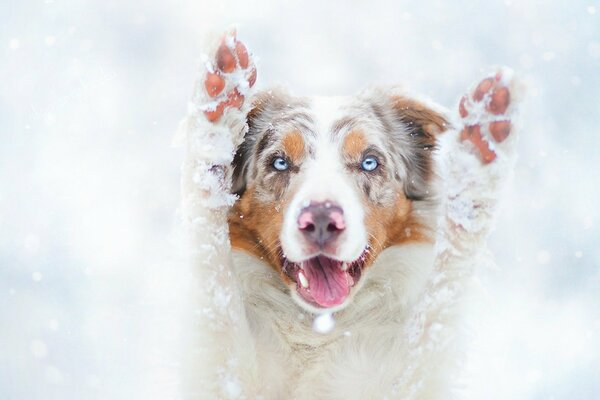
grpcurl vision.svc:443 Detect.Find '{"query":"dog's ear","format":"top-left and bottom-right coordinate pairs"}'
top-left (231, 90), bottom-right (279, 196)
top-left (391, 96), bottom-right (449, 139)
top-left (231, 105), bottom-right (261, 197)
top-left (389, 95), bottom-right (451, 200)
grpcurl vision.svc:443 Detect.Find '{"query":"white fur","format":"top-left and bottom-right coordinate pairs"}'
top-left (281, 97), bottom-right (367, 264)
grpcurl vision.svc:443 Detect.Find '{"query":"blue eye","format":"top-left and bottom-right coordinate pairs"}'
top-left (272, 157), bottom-right (289, 171)
top-left (361, 156), bottom-right (379, 172)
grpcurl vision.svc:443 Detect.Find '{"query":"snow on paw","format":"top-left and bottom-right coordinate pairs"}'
top-left (460, 124), bottom-right (497, 163)
top-left (204, 72), bottom-right (225, 98)
top-left (199, 30), bottom-right (257, 123)
top-left (458, 67), bottom-right (519, 164)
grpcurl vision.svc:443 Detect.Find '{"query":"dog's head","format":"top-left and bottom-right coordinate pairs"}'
top-left (229, 87), bottom-right (448, 313)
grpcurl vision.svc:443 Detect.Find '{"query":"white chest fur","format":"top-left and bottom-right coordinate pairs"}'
top-left (231, 243), bottom-right (434, 399)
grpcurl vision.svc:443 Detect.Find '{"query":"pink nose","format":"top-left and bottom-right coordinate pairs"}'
top-left (297, 201), bottom-right (345, 248)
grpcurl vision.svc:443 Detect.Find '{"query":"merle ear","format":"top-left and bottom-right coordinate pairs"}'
top-left (390, 95), bottom-right (451, 200)
top-left (231, 90), bottom-right (279, 196)
top-left (231, 105), bottom-right (261, 196)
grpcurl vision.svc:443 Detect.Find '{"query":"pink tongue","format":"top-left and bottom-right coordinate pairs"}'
top-left (303, 256), bottom-right (350, 307)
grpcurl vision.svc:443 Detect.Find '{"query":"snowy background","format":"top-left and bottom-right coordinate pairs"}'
top-left (1, 0), bottom-right (599, 399)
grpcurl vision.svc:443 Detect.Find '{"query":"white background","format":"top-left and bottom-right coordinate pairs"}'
top-left (1, 0), bottom-right (599, 399)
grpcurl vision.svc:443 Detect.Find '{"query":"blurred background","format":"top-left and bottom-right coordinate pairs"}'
top-left (1, 0), bottom-right (599, 399)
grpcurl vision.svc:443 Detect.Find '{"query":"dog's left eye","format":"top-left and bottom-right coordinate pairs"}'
top-left (272, 157), bottom-right (289, 171)
top-left (360, 156), bottom-right (379, 172)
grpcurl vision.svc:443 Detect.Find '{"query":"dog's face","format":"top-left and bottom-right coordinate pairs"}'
top-left (229, 88), bottom-right (447, 313)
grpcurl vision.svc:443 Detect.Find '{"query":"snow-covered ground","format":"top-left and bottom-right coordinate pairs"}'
top-left (1, 1), bottom-right (598, 399)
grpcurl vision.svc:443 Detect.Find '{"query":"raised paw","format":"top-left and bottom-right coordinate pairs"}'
top-left (458, 68), bottom-right (516, 164)
top-left (201, 30), bottom-right (257, 122)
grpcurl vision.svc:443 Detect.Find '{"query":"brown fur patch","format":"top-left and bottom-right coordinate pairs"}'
top-left (342, 130), bottom-right (367, 159)
top-left (281, 130), bottom-right (306, 162)
top-left (229, 185), bottom-right (292, 283)
top-left (362, 192), bottom-right (432, 268)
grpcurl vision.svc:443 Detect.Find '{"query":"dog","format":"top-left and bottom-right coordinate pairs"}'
top-left (178, 31), bottom-right (520, 399)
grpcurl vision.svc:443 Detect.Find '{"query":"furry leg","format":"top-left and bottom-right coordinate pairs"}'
top-left (178, 30), bottom-right (259, 399)
top-left (390, 68), bottom-right (523, 399)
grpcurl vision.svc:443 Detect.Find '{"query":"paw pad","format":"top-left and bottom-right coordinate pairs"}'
top-left (459, 69), bottom-right (514, 164)
top-left (201, 31), bottom-right (257, 122)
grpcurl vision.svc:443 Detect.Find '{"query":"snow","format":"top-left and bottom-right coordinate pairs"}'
top-left (312, 312), bottom-right (336, 334)
top-left (587, 41), bottom-right (600, 59)
top-left (0, 0), bottom-right (599, 399)
top-left (8, 38), bottom-right (20, 50)
top-left (30, 340), bottom-right (48, 359)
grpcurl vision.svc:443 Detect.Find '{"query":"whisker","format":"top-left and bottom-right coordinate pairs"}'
top-left (367, 231), bottom-right (385, 252)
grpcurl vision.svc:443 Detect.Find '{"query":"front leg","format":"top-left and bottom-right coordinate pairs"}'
top-left (445, 67), bottom-right (521, 246)
top-left (392, 68), bottom-right (523, 399)
top-left (179, 30), bottom-right (259, 399)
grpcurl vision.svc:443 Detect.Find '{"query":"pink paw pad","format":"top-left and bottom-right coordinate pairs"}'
top-left (459, 70), bottom-right (514, 164)
top-left (202, 31), bottom-right (257, 122)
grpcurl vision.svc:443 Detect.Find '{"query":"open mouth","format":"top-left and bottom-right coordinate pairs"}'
top-left (282, 249), bottom-right (368, 309)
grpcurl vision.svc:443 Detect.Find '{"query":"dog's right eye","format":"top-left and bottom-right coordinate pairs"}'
top-left (360, 156), bottom-right (379, 172)
top-left (272, 157), bottom-right (289, 171)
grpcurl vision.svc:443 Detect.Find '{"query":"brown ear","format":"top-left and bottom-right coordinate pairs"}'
top-left (389, 96), bottom-right (451, 200)
top-left (390, 96), bottom-right (451, 139)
